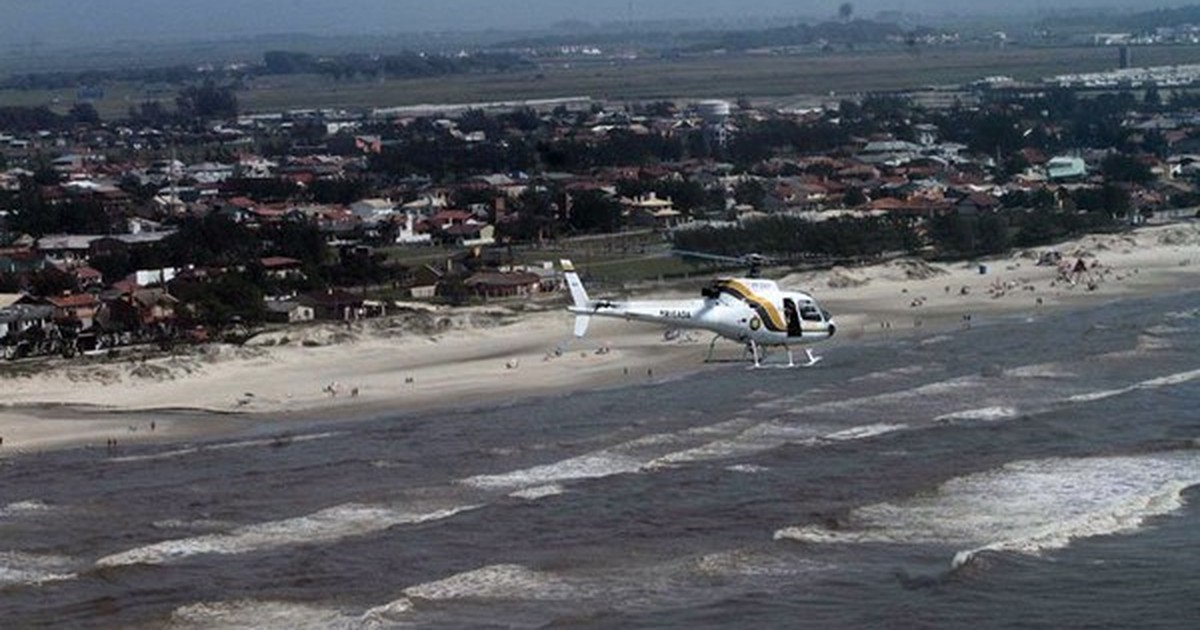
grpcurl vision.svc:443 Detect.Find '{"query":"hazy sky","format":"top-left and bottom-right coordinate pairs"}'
top-left (4, 0), bottom-right (1192, 47)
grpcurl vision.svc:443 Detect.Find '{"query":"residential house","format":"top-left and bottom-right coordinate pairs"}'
top-left (68, 265), bottom-right (105, 290)
top-left (428, 210), bottom-right (475, 230)
top-left (956, 192), bottom-right (1001, 215)
top-left (37, 235), bottom-right (100, 267)
top-left (464, 271), bottom-right (544, 299)
top-left (442, 223), bottom-right (496, 247)
top-left (103, 288), bottom-right (180, 331)
top-left (859, 140), bottom-right (923, 165)
top-left (0, 246), bottom-right (46, 274)
top-left (260, 256), bottom-right (306, 280)
top-left (300, 289), bottom-right (366, 321)
top-left (408, 264), bottom-right (445, 299)
top-left (130, 267), bottom-right (179, 288)
top-left (350, 198), bottom-right (396, 223)
top-left (265, 300), bottom-right (315, 324)
top-left (392, 211), bottom-right (433, 245)
top-left (0, 305), bottom-right (55, 358)
top-left (623, 192), bottom-right (682, 228)
top-left (42, 293), bottom-right (100, 330)
top-left (1047, 156), bottom-right (1088, 181)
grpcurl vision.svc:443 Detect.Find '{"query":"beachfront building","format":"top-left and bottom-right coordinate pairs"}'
top-left (623, 192), bottom-right (683, 229)
top-left (463, 271), bottom-right (544, 299)
top-left (265, 300), bottom-right (316, 324)
top-left (1047, 156), bottom-right (1088, 181)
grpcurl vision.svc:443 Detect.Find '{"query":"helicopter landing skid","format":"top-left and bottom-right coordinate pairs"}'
top-left (744, 343), bottom-right (822, 369)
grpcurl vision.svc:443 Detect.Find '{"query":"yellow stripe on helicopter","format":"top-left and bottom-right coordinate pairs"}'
top-left (717, 279), bottom-right (788, 333)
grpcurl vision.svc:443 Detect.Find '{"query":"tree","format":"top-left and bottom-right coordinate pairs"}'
top-left (1100, 153), bottom-right (1153, 184)
top-left (733, 179), bottom-right (767, 209)
top-left (176, 81), bottom-right (238, 121)
top-left (68, 102), bottom-right (100, 125)
top-left (129, 100), bottom-right (173, 126)
top-left (843, 186), bottom-right (867, 207)
top-left (839, 2), bottom-right (854, 21)
top-left (172, 273), bottom-right (266, 327)
top-left (1144, 84), bottom-right (1162, 110)
top-left (567, 189), bottom-right (622, 233)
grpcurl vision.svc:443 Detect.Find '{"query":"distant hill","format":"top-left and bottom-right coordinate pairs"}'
top-left (1042, 4), bottom-right (1200, 33)
top-left (495, 18), bottom-right (936, 55)
top-left (677, 19), bottom-right (915, 52)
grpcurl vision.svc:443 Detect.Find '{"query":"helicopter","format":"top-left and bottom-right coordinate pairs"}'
top-left (561, 254), bottom-right (836, 368)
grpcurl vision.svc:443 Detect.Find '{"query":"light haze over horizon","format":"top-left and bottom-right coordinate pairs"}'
top-left (4, 0), bottom-right (1195, 48)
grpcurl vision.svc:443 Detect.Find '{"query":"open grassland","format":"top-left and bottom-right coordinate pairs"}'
top-left (233, 45), bottom-right (1200, 112)
top-left (6, 45), bottom-right (1200, 119)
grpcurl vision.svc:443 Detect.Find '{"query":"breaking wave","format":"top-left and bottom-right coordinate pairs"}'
top-left (0, 552), bottom-right (77, 587)
top-left (775, 452), bottom-right (1200, 568)
top-left (169, 599), bottom-right (359, 630)
top-left (112, 432), bottom-right (341, 463)
top-left (96, 503), bottom-right (478, 567)
top-left (461, 451), bottom-right (646, 490)
top-left (509, 484), bottom-right (565, 500)
top-left (935, 407), bottom-right (1019, 424)
top-left (1067, 368), bottom-right (1200, 404)
top-left (404, 564), bottom-right (583, 601)
top-left (0, 500), bottom-right (55, 518)
top-left (822, 423), bottom-right (908, 441)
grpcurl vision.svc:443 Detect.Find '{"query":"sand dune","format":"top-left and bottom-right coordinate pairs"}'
top-left (2, 223), bottom-right (1197, 455)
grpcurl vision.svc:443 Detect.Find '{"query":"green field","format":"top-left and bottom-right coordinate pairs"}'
top-left (224, 45), bottom-right (1200, 112)
top-left (6, 45), bottom-right (1200, 119)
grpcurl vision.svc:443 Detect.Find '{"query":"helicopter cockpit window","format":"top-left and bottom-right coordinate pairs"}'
top-left (800, 305), bottom-right (824, 322)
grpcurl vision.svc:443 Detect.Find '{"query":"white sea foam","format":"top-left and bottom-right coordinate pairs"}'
top-left (152, 518), bottom-right (238, 532)
top-left (169, 599), bottom-right (359, 630)
top-left (96, 503), bottom-right (478, 567)
top-left (822, 423), bottom-right (908, 442)
top-left (1144, 324), bottom-right (1189, 337)
top-left (1068, 367), bottom-right (1200, 404)
top-left (0, 552), bottom-right (77, 586)
top-left (934, 407), bottom-right (1019, 424)
top-left (404, 564), bottom-right (582, 601)
top-left (0, 499), bottom-right (54, 518)
top-left (1004, 363), bottom-right (1075, 379)
top-left (648, 422), bottom-right (826, 468)
top-left (776, 452), bottom-right (1200, 567)
top-left (781, 376), bottom-right (979, 416)
top-left (464, 420), bottom-right (775, 489)
top-left (1164, 309), bottom-right (1199, 321)
top-left (848, 364), bottom-right (929, 383)
top-left (725, 464), bottom-right (769, 474)
top-left (509, 484), bottom-right (565, 500)
top-left (112, 432), bottom-right (341, 463)
top-left (359, 598), bottom-right (415, 628)
top-left (461, 452), bottom-right (645, 490)
top-left (690, 549), bottom-right (822, 578)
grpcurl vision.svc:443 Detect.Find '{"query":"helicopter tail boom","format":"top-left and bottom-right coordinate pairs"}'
top-left (561, 260), bottom-right (593, 337)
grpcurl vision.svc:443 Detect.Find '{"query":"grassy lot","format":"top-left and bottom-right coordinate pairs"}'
top-left (7, 45), bottom-right (1200, 119)
top-left (232, 45), bottom-right (1200, 112)
top-left (379, 232), bottom-right (723, 287)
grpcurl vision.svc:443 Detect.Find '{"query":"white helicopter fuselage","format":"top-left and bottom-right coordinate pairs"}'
top-left (562, 261), bottom-right (836, 361)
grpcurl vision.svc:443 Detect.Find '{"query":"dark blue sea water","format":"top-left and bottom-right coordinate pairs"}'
top-left (2, 291), bottom-right (1199, 629)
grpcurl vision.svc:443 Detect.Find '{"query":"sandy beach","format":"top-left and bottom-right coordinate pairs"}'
top-left (2, 223), bottom-right (1197, 456)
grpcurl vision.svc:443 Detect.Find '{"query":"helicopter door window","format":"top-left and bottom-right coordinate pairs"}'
top-left (800, 305), bottom-right (824, 322)
top-left (783, 298), bottom-right (803, 337)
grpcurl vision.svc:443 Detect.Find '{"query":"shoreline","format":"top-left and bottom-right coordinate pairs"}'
top-left (2, 223), bottom-right (1197, 457)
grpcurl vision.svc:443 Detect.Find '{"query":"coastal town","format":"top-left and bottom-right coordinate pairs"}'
top-left (6, 4), bottom-right (1200, 628)
top-left (4, 58), bottom-right (1199, 363)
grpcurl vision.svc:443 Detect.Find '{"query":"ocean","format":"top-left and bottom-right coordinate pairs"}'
top-left (2, 290), bottom-right (1199, 629)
